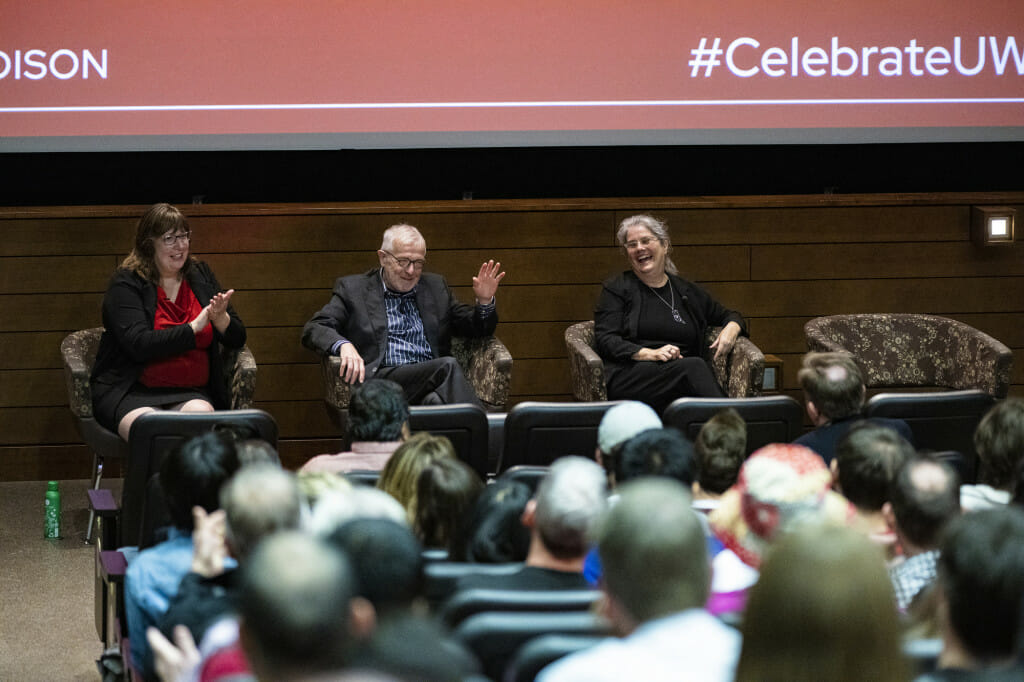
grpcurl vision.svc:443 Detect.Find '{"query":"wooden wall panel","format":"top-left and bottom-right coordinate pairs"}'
top-left (1, 193), bottom-right (1022, 480)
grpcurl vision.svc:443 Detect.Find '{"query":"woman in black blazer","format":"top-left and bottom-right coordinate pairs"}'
top-left (90, 203), bottom-right (245, 440)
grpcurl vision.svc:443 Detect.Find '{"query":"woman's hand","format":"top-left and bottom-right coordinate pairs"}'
top-left (633, 344), bottom-right (681, 362)
top-left (709, 321), bottom-right (741, 361)
top-left (206, 289), bottom-right (234, 334)
top-left (189, 306), bottom-right (210, 336)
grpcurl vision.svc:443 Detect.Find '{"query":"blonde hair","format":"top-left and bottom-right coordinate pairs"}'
top-left (377, 432), bottom-right (455, 523)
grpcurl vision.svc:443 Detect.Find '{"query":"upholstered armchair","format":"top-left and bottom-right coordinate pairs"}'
top-left (804, 314), bottom-right (1013, 399)
top-left (565, 320), bottom-right (766, 401)
top-left (61, 327), bottom-right (258, 540)
top-left (320, 334), bottom-right (513, 433)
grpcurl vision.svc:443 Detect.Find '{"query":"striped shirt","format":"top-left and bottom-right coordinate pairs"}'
top-left (381, 287), bottom-right (434, 367)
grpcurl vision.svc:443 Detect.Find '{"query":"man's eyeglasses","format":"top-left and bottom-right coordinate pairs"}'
top-left (159, 231), bottom-right (191, 247)
top-left (624, 236), bottom-right (659, 250)
top-left (382, 250), bottom-right (426, 270)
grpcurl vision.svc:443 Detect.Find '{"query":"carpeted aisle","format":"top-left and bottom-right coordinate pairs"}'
top-left (0, 479), bottom-right (121, 682)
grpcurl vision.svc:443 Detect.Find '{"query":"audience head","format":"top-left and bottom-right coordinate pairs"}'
top-left (348, 378), bottom-right (410, 443)
top-left (451, 479), bottom-right (532, 563)
top-left (736, 523), bottom-right (906, 682)
top-left (694, 408), bottom-right (746, 495)
top-left (529, 456), bottom-right (607, 560)
top-left (238, 531), bottom-right (372, 679)
top-left (234, 438), bottom-right (281, 467)
top-left (160, 431), bottom-right (241, 532)
top-left (308, 486), bottom-right (408, 537)
top-left (378, 432), bottom-right (455, 523)
top-left (937, 506), bottom-right (1024, 665)
top-left (974, 397), bottom-right (1024, 491)
top-left (615, 427), bottom-right (697, 487)
top-left (886, 455), bottom-right (960, 552)
top-left (597, 478), bottom-right (707, 631)
top-left (834, 422), bottom-right (915, 512)
top-left (596, 401), bottom-right (662, 477)
top-left (328, 518), bottom-right (424, 615)
top-left (296, 470), bottom-right (353, 510)
top-left (797, 352), bottom-right (865, 422)
top-left (123, 202), bottom-right (195, 282)
top-left (220, 464), bottom-right (303, 561)
top-left (414, 457), bottom-right (484, 551)
top-left (615, 214), bottom-right (678, 275)
top-left (709, 443), bottom-right (852, 568)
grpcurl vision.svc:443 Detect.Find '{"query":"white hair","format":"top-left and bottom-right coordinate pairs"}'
top-left (616, 214), bottom-right (678, 275)
top-left (381, 223), bottom-right (425, 252)
top-left (306, 486), bottom-right (408, 537)
top-left (534, 456), bottom-right (608, 558)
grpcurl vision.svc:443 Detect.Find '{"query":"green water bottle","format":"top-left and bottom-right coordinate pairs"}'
top-left (44, 480), bottom-right (61, 539)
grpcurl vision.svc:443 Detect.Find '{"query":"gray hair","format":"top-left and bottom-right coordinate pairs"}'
top-left (307, 486), bottom-right (409, 537)
top-left (597, 478), bottom-right (709, 623)
top-left (534, 456), bottom-right (607, 559)
top-left (381, 223), bottom-right (425, 252)
top-left (220, 464), bottom-right (303, 560)
top-left (616, 214), bottom-right (678, 275)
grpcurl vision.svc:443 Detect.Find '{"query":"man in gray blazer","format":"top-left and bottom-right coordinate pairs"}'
top-left (302, 223), bottom-right (505, 406)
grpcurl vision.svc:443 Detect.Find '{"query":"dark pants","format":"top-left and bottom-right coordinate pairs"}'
top-left (606, 356), bottom-right (725, 416)
top-left (377, 356), bottom-right (482, 407)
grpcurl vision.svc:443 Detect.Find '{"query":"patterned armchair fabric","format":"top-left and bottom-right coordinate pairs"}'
top-left (320, 335), bottom-right (513, 420)
top-left (803, 314), bottom-right (1013, 399)
top-left (564, 320), bottom-right (765, 401)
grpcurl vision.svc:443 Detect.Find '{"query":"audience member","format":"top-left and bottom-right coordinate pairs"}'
top-left (735, 523), bottom-right (907, 682)
top-left (594, 400), bottom-right (663, 486)
top-left (307, 486), bottom-right (408, 537)
top-left (125, 431), bottom-right (241, 680)
top-left (301, 378), bottom-right (410, 473)
top-left (794, 352), bottom-right (913, 464)
top-left (962, 398), bottom-right (1024, 511)
top-left (413, 457), bottom-right (484, 552)
top-left (329, 518), bottom-right (481, 680)
top-left (456, 456), bottom-right (606, 592)
top-left (449, 479), bottom-right (532, 563)
top-left (924, 507), bottom-right (1024, 678)
top-left (614, 427), bottom-right (696, 488)
top-left (833, 421), bottom-right (915, 554)
top-left (708, 443), bottom-right (853, 616)
top-left (377, 432), bottom-right (455, 524)
top-left (158, 464), bottom-right (303, 646)
top-left (538, 478), bottom-right (739, 682)
top-left (885, 456), bottom-right (961, 613)
top-left (692, 408), bottom-right (746, 513)
top-left (236, 532), bottom-right (376, 681)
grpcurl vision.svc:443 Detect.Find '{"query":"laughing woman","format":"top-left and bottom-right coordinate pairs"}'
top-left (90, 203), bottom-right (246, 440)
top-left (594, 214), bottom-right (747, 415)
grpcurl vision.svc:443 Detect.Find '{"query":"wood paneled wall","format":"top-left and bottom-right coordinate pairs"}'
top-left (3, 193), bottom-right (1022, 480)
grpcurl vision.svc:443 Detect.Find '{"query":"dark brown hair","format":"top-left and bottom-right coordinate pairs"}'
top-left (120, 202), bottom-right (195, 282)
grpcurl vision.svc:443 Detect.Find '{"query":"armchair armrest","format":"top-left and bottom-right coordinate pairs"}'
top-left (455, 336), bottom-right (513, 411)
top-left (565, 326), bottom-right (607, 402)
top-left (320, 355), bottom-right (353, 411)
top-left (225, 345), bottom-right (258, 409)
top-left (61, 334), bottom-right (95, 418)
top-left (706, 326), bottom-right (765, 398)
top-left (951, 322), bottom-right (1014, 398)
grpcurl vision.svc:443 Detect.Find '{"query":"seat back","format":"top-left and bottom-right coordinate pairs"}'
top-left (121, 409), bottom-right (278, 547)
top-left (504, 634), bottom-right (607, 682)
top-left (343, 470), bottom-right (381, 487)
top-left (453, 611), bottom-right (612, 681)
top-left (409, 403), bottom-right (490, 479)
top-left (864, 390), bottom-right (994, 483)
top-left (422, 561), bottom-right (524, 607)
top-left (804, 313), bottom-right (1013, 397)
top-left (440, 588), bottom-right (600, 629)
top-left (500, 401), bottom-right (620, 471)
top-left (497, 465), bottom-right (549, 493)
top-left (662, 395), bottom-right (805, 456)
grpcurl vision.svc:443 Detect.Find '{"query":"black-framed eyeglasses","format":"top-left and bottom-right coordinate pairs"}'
top-left (158, 231), bottom-right (191, 247)
top-left (382, 250), bottom-right (426, 270)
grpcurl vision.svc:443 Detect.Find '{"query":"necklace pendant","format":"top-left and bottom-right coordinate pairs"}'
top-left (672, 309), bottom-right (684, 324)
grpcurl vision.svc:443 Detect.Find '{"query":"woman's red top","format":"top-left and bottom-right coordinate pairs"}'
top-left (139, 279), bottom-right (212, 388)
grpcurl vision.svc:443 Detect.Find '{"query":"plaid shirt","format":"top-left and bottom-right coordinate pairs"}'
top-left (889, 549), bottom-right (939, 612)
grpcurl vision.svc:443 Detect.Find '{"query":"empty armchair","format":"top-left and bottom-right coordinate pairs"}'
top-left (565, 320), bottom-right (765, 402)
top-left (804, 314), bottom-right (1013, 398)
